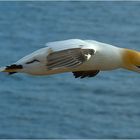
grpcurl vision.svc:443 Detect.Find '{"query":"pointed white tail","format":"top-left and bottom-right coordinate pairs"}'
top-left (0, 67), bottom-right (6, 72)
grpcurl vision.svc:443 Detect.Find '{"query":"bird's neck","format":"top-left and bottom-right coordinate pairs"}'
top-left (122, 48), bottom-right (140, 72)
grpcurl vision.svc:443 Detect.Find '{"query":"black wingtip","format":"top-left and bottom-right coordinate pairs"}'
top-left (8, 72), bottom-right (17, 75)
top-left (72, 70), bottom-right (100, 79)
top-left (6, 64), bottom-right (23, 70)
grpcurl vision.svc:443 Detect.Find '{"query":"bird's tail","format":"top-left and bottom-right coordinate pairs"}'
top-left (0, 66), bottom-right (18, 75)
top-left (0, 64), bottom-right (23, 74)
top-left (0, 67), bottom-right (6, 72)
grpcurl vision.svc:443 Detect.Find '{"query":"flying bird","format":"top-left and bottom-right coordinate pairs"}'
top-left (0, 39), bottom-right (140, 78)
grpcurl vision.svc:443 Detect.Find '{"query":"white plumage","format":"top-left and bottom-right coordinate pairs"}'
top-left (1, 39), bottom-right (140, 78)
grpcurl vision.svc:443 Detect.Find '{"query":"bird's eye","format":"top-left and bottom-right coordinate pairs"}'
top-left (26, 59), bottom-right (40, 64)
top-left (136, 66), bottom-right (140, 68)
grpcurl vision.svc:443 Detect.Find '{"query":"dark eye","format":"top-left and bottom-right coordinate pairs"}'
top-left (26, 59), bottom-right (40, 64)
top-left (136, 66), bottom-right (140, 68)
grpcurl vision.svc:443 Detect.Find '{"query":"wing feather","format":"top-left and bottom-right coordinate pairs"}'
top-left (47, 48), bottom-right (95, 70)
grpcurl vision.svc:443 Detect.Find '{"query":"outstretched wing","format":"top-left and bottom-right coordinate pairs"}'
top-left (47, 48), bottom-right (95, 70)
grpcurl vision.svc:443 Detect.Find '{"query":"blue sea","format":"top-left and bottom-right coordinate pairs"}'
top-left (0, 1), bottom-right (140, 139)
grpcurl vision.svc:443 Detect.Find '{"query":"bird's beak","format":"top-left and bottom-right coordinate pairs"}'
top-left (0, 64), bottom-right (23, 73)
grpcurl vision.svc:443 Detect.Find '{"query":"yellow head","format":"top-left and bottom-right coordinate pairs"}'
top-left (123, 49), bottom-right (140, 73)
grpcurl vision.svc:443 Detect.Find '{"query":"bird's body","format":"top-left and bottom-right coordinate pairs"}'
top-left (1, 39), bottom-right (140, 78)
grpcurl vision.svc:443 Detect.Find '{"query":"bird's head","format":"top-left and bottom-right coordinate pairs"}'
top-left (0, 48), bottom-right (48, 75)
top-left (122, 49), bottom-right (140, 73)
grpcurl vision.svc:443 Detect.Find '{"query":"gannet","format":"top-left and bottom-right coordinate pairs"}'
top-left (0, 39), bottom-right (140, 78)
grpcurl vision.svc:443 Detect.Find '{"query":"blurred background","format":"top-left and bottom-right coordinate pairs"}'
top-left (0, 1), bottom-right (140, 138)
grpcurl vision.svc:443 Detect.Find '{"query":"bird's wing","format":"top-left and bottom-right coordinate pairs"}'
top-left (73, 70), bottom-right (100, 78)
top-left (47, 48), bottom-right (95, 70)
top-left (46, 39), bottom-right (88, 51)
